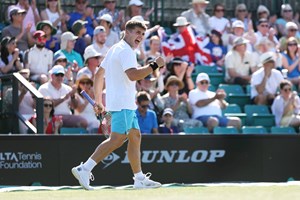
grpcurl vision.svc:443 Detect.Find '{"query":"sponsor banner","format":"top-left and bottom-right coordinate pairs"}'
top-left (0, 135), bottom-right (300, 186)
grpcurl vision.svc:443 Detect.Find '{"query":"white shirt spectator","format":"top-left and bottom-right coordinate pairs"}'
top-left (209, 16), bottom-right (230, 33)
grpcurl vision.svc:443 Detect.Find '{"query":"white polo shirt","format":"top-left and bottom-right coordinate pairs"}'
top-left (26, 45), bottom-right (53, 75)
top-left (100, 40), bottom-right (138, 111)
top-left (189, 88), bottom-right (222, 119)
top-left (225, 50), bottom-right (256, 82)
top-left (250, 67), bottom-right (284, 98)
top-left (38, 82), bottom-right (72, 115)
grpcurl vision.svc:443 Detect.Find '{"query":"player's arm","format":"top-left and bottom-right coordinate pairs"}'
top-left (94, 67), bottom-right (105, 112)
top-left (126, 56), bottom-right (165, 81)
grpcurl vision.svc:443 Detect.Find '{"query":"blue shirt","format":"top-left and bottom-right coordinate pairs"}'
top-left (55, 49), bottom-right (84, 68)
top-left (204, 42), bottom-right (227, 64)
top-left (158, 124), bottom-right (179, 134)
top-left (45, 36), bottom-right (60, 53)
top-left (282, 52), bottom-right (300, 78)
top-left (136, 109), bottom-right (158, 134)
top-left (74, 37), bottom-right (87, 58)
top-left (68, 12), bottom-right (95, 37)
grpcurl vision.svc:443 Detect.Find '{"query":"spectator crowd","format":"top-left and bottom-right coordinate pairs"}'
top-left (1, 0), bottom-right (300, 134)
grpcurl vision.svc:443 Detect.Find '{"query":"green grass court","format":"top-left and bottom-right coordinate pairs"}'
top-left (1, 183), bottom-right (300, 200)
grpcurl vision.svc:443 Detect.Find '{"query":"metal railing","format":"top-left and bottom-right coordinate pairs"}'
top-left (0, 72), bottom-right (43, 134)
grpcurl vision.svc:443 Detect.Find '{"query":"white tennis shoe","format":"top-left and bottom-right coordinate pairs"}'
top-left (71, 162), bottom-right (94, 190)
top-left (133, 172), bottom-right (162, 189)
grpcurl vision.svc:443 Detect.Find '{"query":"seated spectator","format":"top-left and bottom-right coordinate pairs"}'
top-left (158, 108), bottom-right (179, 134)
top-left (74, 74), bottom-right (100, 133)
top-left (225, 37), bottom-right (256, 85)
top-left (251, 52), bottom-right (284, 105)
top-left (278, 22), bottom-right (300, 52)
top-left (90, 26), bottom-right (109, 56)
top-left (163, 57), bottom-right (194, 96)
top-left (98, 14), bottom-right (119, 48)
top-left (189, 73), bottom-right (241, 132)
top-left (209, 3), bottom-right (230, 34)
top-left (254, 18), bottom-right (278, 52)
top-left (29, 97), bottom-right (63, 134)
top-left (97, 0), bottom-right (124, 36)
top-left (66, 0), bottom-right (98, 40)
top-left (38, 65), bottom-right (88, 129)
top-left (124, 0), bottom-right (154, 24)
top-left (24, 30), bottom-right (53, 84)
top-left (281, 37), bottom-right (300, 90)
top-left (256, 5), bottom-right (270, 21)
top-left (253, 38), bottom-right (282, 70)
top-left (227, 20), bottom-right (256, 52)
top-left (231, 3), bottom-right (252, 32)
top-left (135, 91), bottom-right (158, 134)
top-left (181, 0), bottom-right (211, 37)
top-left (0, 36), bottom-right (23, 75)
top-left (40, 0), bottom-right (68, 37)
top-left (77, 46), bottom-right (102, 81)
top-left (272, 80), bottom-right (300, 128)
top-left (2, 6), bottom-right (34, 54)
top-left (36, 20), bottom-right (60, 53)
top-left (54, 31), bottom-right (84, 70)
top-left (145, 35), bottom-right (161, 60)
top-left (53, 52), bottom-right (74, 86)
top-left (162, 75), bottom-right (202, 132)
top-left (276, 4), bottom-right (295, 38)
top-left (8, 0), bottom-right (41, 33)
top-left (72, 20), bottom-right (88, 57)
top-left (204, 29), bottom-right (227, 70)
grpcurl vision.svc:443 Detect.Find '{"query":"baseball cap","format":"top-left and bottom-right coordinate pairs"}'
top-left (83, 46), bottom-right (102, 62)
top-left (196, 73), bottom-right (210, 83)
top-left (93, 26), bottom-right (106, 35)
top-left (163, 108), bottom-right (174, 116)
top-left (0, 36), bottom-right (16, 47)
top-left (33, 30), bottom-right (46, 39)
top-left (72, 20), bottom-right (87, 35)
top-left (36, 20), bottom-right (57, 35)
top-left (99, 14), bottom-right (113, 24)
top-left (286, 22), bottom-right (298, 30)
top-left (9, 6), bottom-right (26, 20)
top-left (129, 0), bottom-right (144, 6)
top-left (49, 65), bottom-right (65, 75)
top-left (53, 52), bottom-right (67, 63)
top-left (60, 32), bottom-right (78, 49)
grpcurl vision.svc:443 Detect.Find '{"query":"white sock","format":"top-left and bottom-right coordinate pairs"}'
top-left (83, 158), bottom-right (97, 172)
top-left (134, 171), bottom-right (145, 180)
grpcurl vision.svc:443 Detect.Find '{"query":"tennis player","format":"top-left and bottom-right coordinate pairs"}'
top-left (71, 19), bottom-right (164, 190)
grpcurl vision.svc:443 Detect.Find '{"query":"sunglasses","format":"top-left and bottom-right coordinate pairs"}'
top-left (48, 0), bottom-right (58, 2)
top-left (283, 10), bottom-right (292, 12)
top-left (54, 73), bottom-right (64, 77)
top-left (238, 9), bottom-right (246, 12)
top-left (259, 11), bottom-right (267, 15)
top-left (57, 59), bottom-right (67, 63)
top-left (260, 24), bottom-right (269, 28)
top-left (215, 9), bottom-right (225, 12)
top-left (283, 88), bottom-right (292, 92)
top-left (200, 81), bottom-right (209, 85)
top-left (80, 81), bottom-right (91, 85)
top-left (169, 82), bottom-right (179, 86)
top-left (140, 105), bottom-right (149, 109)
top-left (287, 43), bottom-right (298, 46)
top-left (106, 1), bottom-right (115, 3)
top-left (44, 103), bottom-right (53, 108)
top-left (289, 29), bottom-right (297, 32)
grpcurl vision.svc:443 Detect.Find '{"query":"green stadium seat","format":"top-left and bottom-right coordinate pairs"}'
top-left (194, 65), bottom-right (219, 74)
top-left (270, 126), bottom-right (296, 135)
top-left (184, 127), bottom-right (209, 134)
top-left (60, 127), bottom-right (88, 134)
top-left (242, 126), bottom-right (268, 134)
top-left (244, 105), bottom-right (275, 127)
top-left (218, 84), bottom-right (245, 95)
top-left (213, 126), bottom-right (239, 134)
top-left (223, 104), bottom-right (246, 126)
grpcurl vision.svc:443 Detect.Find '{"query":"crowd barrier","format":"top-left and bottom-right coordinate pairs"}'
top-left (0, 135), bottom-right (299, 186)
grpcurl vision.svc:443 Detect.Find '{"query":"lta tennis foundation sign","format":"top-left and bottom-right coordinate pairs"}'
top-left (101, 150), bottom-right (226, 169)
top-left (0, 152), bottom-right (43, 169)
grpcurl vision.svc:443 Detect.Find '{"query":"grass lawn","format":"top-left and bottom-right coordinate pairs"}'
top-left (1, 185), bottom-right (300, 200)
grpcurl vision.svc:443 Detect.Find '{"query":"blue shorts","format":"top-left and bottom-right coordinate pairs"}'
top-left (111, 109), bottom-right (140, 134)
top-left (196, 115), bottom-right (229, 127)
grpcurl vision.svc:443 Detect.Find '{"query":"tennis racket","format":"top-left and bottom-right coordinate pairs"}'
top-left (80, 90), bottom-right (112, 138)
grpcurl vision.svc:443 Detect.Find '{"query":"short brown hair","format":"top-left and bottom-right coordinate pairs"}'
top-left (125, 20), bottom-right (147, 31)
top-left (279, 79), bottom-right (292, 90)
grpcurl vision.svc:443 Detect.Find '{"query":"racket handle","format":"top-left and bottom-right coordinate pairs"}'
top-left (80, 90), bottom-right (96, 106)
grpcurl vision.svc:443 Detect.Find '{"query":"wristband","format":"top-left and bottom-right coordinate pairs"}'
top-left (149, 62), bottom-right (159, 71)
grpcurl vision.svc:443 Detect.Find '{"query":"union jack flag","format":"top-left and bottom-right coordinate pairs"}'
top-left (157, 26), bottom-right (213, 65)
